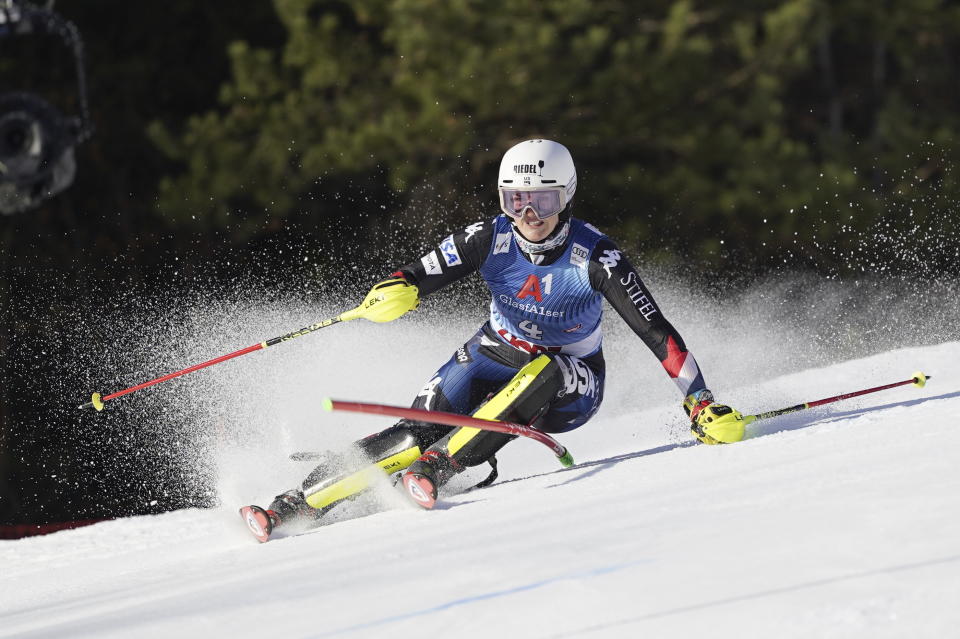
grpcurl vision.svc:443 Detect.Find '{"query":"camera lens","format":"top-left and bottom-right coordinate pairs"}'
top-left (0, 92), bottom-right (78, 214)
top-left (0, 111), bottom-right (43, 179)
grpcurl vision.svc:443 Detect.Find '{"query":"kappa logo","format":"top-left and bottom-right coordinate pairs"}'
top-left (599, 249), bottom-right (622, 278)
top-left (480, 335), bottom-right (500, 348)
top-left (464, 222), bottom-right (484, 242)
top-left (417, 376), bottom-right (443, 409)
top-left (494, 232), bottom-right (512, 254)
top-left (555, 357), bottom-right (575, 398)
top-left (439, 235), bottom-right (462, 267)
top-left (570, 243), bottom-right (589, 268)
top-left (421, 250), bottom-right (442, 276)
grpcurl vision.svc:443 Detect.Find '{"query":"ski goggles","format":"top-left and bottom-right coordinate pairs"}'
top-left (498, 187), bottom-right (567, 220)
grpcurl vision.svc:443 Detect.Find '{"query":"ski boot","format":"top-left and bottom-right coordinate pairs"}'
top-left (239, 489), bottom-right (318, 543)
top-left (239, 505), bottom-right (276, 543)
top-left (401, 450), bottom-right (463, 509)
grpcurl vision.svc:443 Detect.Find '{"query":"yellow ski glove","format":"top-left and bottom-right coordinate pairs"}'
top-left (357, 274), bottom-right (420, 323)
top-left (683, 389), bottom-right (745, 445)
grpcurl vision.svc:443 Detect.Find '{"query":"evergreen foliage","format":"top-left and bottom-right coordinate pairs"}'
top-left (146, 0), bottom-right (960, 273)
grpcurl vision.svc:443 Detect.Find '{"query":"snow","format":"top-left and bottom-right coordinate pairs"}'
top-left (2, 322), bottom-right (959, 637)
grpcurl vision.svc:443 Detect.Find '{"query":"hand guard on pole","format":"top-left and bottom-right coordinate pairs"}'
top-left (359, 274), bottom-right (420, 323)
top-left (683, 389), bottom-right (745, 445)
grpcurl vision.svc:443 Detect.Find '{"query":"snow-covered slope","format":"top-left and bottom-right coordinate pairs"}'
top-left (3, 336), bottom-right (958, 638)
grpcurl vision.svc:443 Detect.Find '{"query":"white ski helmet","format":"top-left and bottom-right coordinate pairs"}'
top-left (497, 139), bottom-right (577, 219)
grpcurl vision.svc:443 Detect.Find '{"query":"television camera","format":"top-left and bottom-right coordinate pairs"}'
top-left (0, 0), bottom-right (92, 214)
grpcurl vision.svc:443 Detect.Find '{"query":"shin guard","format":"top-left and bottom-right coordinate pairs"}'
top-left (302, 422), bottom-right (425, 510)
top-left (404, 354), bottom-right (562, 493)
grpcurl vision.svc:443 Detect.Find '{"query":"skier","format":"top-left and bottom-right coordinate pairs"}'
top-left (240, 139), bottom-right (744, 542)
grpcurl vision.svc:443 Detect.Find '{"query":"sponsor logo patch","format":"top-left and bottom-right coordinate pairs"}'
top-left (620, 272), bottom-right (659, 320)
top-left (245, 511), bottom-right (264, 537)
top-left (513, 162), bottom-right (543, 175)
top-left (480, 335), bottom-right (500, 348)
top-left (555, 357), bottom-right (576, 398)
top-left (382, 459), bottom-right (404, 471)
top-left (599, 249), bottom-right (622, 278)
top-left (516, 274), bottom-right (543, 302)
top-left (497, 294), bottom-right (565, 318)
top-left (464, 222), bottom-right (484, 242)
top-left (570, 243), bottom-right (589, 268)
top-left (417, 376), bottom-right (443, 409)
top-left (421, 251), bottom-right (442, 276)
top-left (455, 345), bottom-right (472, 364)
top-left (406, 476), bottom-right (430, 504)
top-left (494, 232), bottom-right (512, 254)
top-left (555, 356), bottom-right (598, 398)
top-left (495, 328), bottom-right (562, 355)
top-left (439, 235), bottom-right (462, 267)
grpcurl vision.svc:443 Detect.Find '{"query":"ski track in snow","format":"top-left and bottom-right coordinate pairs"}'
top-left (2, 324), bottom-right (959, 637)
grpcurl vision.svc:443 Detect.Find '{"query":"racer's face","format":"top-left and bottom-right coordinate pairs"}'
top-left (513, 207), bottom-right (560, 242)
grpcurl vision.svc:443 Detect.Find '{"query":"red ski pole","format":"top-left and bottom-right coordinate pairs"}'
top-left (323, 398), bottom-right (575, 467)
top-left (743, 371), bottom-right (930, 426)
top-left (77, 278), bottom-right (422, 412)
top-left (78, 309), bottom-right (361, 411)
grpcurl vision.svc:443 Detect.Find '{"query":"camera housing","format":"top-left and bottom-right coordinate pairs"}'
top-left (0, 92), bottom-right (78, 214)
top-left (0, 1), bottom-right (92, 214)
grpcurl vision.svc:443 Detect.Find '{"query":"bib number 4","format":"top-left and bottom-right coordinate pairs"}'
top-left (518, 320), bottom-right (543, 340)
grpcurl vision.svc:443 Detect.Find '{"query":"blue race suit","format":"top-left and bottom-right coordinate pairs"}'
top-left (398, 215), bottom-right (707, 434)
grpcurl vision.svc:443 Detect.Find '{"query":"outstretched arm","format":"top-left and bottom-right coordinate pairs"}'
top-left (587, 238), bottom-right (706, 396)
top-left (356, 220), bottom-right (493, 324)
top-left (396, 220), bottom-right (493, 296)
top-left (588, 238), bottom-right (745, 444)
